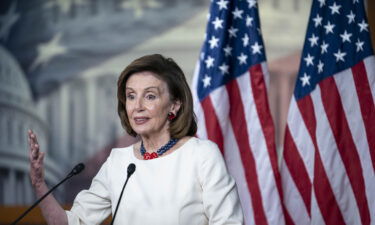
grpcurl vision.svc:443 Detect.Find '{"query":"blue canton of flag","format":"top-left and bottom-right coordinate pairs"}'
top-left (196, 0), bottom-right (266, 101)
top-left (295, 0), bottom-right (373, 100)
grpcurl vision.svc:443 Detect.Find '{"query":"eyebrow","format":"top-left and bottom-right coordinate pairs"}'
top-left (125, 86), bottom-right (161, 92)
top-left (145, 86), bottom-right (160, 91)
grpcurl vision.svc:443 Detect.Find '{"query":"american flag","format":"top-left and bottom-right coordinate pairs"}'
top-left (192, 0), bottom-right (286, 224)
top-left (280, 0), bottom-right (375, 224)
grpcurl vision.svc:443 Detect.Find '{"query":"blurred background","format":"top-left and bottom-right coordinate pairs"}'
top-left (0, 0), bottom-right (373, 224)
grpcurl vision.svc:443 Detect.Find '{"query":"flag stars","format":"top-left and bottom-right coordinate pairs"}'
top-left (205, 56), bottom-right (215, 68)
top-left (321, 41), bottom-right (329, 54)
top-left (208, 36), bottom-right (219, 49)
top-left (237, 53), bottom-right (248, 65)
top-left (334, 49), bottom-right (346, 62)
top-left (300, 73), bottom-right (311, 87)
top-left (247, 0), bottom-right (257, 8)
top-left (232, 7), bottom-right (243, 19)
top-left (212, 17), bottom-right (224, 30)
top-left (317, 60), bottom-right (324, 73)
top-left (324, 21), bottom-right (335, 34)
top-left (347, 11), bottom-right (355, 24)
top-left (308, 34), bottom-right (319, 47)
top-left (304, 54), bottom-right (314, 66)
top-left (358, 20), bottom-right (368, 32)
top-left (340, 30), bottom-right (352, 43)
top-left (228, 26), bottom-right (238, 38)
top-left (223, 45), bottom-right (232, 56)
top-left (251, 42), bottom-right (263, 54)
top-left (219, 63), bottom-right (229, 75)
top-left (242, 33), bottom-right (250, 47)
top-left (329, 2), bottom-right (341, 15)
top-left (313, 14), bottom-right (322, 27)
top-left (356, 39), bottom-right (364, 52)
top-left (216, 0), bottom-right (229, 10)
top-left (318, 0), bottom-right (325, 7)
top-left (246, 15), bottom-right (254, 27)
top-left (202, 75), bottom-right (212, 88)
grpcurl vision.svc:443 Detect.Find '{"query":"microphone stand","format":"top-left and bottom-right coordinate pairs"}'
top-left (10, 163), bottom-right (85, 225)
top-left (110, 163), bottom-right (136, 225)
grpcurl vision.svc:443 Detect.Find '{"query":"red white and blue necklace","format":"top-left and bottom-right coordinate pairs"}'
top-left (140, 138), bottom-right (179, 160)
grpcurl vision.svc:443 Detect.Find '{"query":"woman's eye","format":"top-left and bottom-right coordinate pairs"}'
top-left (126, 94), bottom-right (135, 100)
top-left (146, 94), bottom-right (156, 100)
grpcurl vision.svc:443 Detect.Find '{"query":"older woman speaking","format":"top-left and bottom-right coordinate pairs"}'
top-left (28, 54), bottom-right (244, 225)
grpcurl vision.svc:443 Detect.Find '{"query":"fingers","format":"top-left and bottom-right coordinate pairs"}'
top-left (28, 130), bottom-right (45, 187)
top-left (30, 151), bottom-right (45, 187)
top-left (28, 129), bottom-right (41, 162)
top-left (28, 129), bottom-right (39, 146)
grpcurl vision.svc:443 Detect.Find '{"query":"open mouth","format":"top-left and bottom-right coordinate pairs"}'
top-left (134, 117), bottom-right (149, 125)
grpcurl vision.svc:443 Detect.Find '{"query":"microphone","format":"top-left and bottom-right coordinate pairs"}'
top-left (11, 163), bottom-right (85, 225)
top-left (127, 163), bottom-right (136, 176)
top-left (110, 163), bottom-right (136, 225)
top-left (67, 163), bottom-right (85, 177)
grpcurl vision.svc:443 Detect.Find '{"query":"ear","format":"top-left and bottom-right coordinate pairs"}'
top-left (170, 100), bottom-right (182, 114)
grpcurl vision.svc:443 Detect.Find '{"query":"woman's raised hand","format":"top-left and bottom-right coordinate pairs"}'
top-left (27, 130), bottom-right (68, 225)
top-left (28, 130), bottom-right (45, 188)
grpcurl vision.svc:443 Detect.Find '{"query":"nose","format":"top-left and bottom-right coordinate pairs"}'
top-left (134, 96), bottom-right (144, 111)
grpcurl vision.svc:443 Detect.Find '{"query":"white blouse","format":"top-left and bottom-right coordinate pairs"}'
top-left (66, 137), bottom-right (244, 225)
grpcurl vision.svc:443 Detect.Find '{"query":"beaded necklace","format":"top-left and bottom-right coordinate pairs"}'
top-left (140, 138), bottom-right (179, 160)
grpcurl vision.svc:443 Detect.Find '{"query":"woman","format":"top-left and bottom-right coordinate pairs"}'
top-left (29, 54), bottom-right (244, 225)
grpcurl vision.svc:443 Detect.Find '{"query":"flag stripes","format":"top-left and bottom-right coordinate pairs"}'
top-left (241, 66), bottom-right (285, 224)
top-left (227, 77), bottom-right (268, 225)
top-left (194, 1), bottom-right (288, 224)
top-left (333, 68), bottom-right (375, 217)
top-left (283, 127), bottom-right (311, 215)
top-left (280, 150), bottom-right (310, 224)
top-left (320, 76), bottom-right (371, 225)
top-left (249, 65), bottom-right (280, 192)
top-left (352, 61), bottom-right (375, 171)
top-left (223, 123), bottom-right (255, 225)
top-left (282, 58), bottom-right (375, 224)
top-left (207, 86), bottom-right (256, 225)
top-left (297, 95), bottom-right (347, 225)
top-left (363, 57), bottom-right (375, 99)
top-left (195, 69), bottom-right (286, 225)
top-left (311, 86), bottom-right (361, 225)
top-left (280, 0), bottom-right (375, 223)
top-left (201, 97), bottom-right (224, 152)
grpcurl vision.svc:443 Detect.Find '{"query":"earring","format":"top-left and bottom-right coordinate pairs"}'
top-left (168, 112), bottom-right (176, 121)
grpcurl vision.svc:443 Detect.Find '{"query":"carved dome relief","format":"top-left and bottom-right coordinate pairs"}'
top-left (0, 45), bottom-right (32, 102)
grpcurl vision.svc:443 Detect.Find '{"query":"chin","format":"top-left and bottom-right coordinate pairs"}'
top-left (132, 126), bottom-right (153, 135)
top-left (132, 128), bottom-right (148, 135)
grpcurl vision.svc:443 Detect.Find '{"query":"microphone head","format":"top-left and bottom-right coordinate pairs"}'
top-left (70, 163), bottom-right (85, 176)
top-left (127, 163), bottom-right (136, 176)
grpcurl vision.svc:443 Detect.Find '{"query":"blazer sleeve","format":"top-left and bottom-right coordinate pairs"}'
top-left (198, 141), bottom-right (244, 225)
top-left (65, 158), bottom-right (112, 225)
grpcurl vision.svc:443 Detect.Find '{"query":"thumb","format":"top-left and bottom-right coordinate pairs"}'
top-left (38, 152), bottom-right (45, 163)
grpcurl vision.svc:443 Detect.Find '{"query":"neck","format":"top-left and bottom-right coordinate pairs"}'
top-left (140, 133), bottom-right (171, 152)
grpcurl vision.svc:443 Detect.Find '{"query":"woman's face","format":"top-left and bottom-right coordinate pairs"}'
top-left (125, 71), bottom-right (180, 138)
